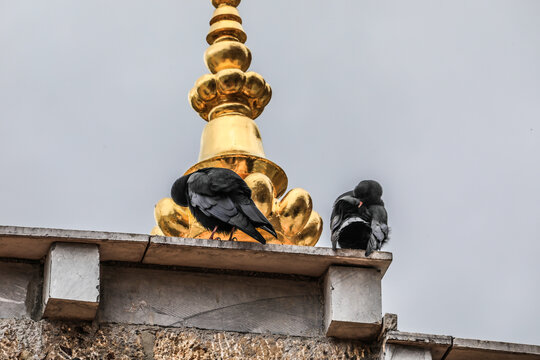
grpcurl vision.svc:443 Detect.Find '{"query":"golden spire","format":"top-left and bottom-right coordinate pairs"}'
top-left (152, 0), bottom-right (323, 246)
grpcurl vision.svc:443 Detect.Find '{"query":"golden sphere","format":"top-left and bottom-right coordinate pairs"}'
top-left (277, 188), bottom-right (313, 236)
top-left (154, 198), bottom-right (190, 238)
top-left (243, 72), bottom-right (266, 98)
top-left (195, 74), bottom-right (217, 101)
top-left (205, 41), bottom-right (251, 74)
top-left (244, 173), bottom-right (274, 217)
top-left (216, 69), bottom-right (246, 94)
top-left (189, 88), bottom-right (206, 114)
top-left (262, 84), bottom-right (272, 106)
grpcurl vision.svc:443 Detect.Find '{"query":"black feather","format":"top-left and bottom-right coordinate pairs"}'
top-left (171, 167), bottom-right (276, 244)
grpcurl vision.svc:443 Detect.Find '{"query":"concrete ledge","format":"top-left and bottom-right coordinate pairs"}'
top-left (0, 226), bottom-right (392, 278)
top-left (448, 337), bottom-right (540, 360)
top-left (144, 235), bottom-right (392, 277)
top-left (0, 226), bottom-right (148, 262)
top-left (386, 331), bottom-right (540, 360)
top-left (1, 226), bottom-right (392, 277)
top-left (386, 330), bottom-right (452, 360)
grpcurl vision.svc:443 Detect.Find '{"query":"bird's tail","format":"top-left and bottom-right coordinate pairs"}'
top-left (365, 221), bottom-right (390, 256)
top-left (259, 224), bottom-right (277, 238)
top-left (365, 236), bottom-right (378, 257)
top-left (245, 228), bottom-right (267, 245)
top-left (331, 231), bottom-right (338, 251)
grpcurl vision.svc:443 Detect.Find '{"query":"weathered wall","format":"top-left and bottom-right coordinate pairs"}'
top-left (99, 264), bottom-right (322, 337)
top-left (0, 258), bottom-right (380, 359)
top-left (0, 319), bottom-right (377, 360)
top-left (0, 262), bottom-right (41, 320)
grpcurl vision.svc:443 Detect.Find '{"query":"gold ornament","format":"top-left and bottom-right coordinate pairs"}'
top-left (153, 0), bottom-right (322, 246)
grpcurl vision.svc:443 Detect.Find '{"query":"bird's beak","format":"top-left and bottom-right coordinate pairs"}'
top-left (358, 201), bottom-right (363, 208)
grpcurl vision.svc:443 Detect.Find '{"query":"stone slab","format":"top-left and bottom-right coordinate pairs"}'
top-left (386, 331), bottom-right (540, 360)
top-left (98, 264), bottom-right (323, 337)
top-left (42, 243), bottom-right (100, 320)
top-left (0, 226), bottom-right (392, 277)
top-left (384, 344), bottom-right (432, 360)
top-left (446, 337), bottom-right (540, 360)
top-left (324, 266), bottom-right (382, 340)
top-left (0, 262), bottom-right (38, 319)
top-left (144, 235), bottom-right (392, 277)
top-left (0, 226), bottom-right (149, 262)
top-left (386, 331), bottom-right (452, 360)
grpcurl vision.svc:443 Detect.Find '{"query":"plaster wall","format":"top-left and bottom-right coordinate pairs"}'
top-left (98, 264), bottom-right (323, 337)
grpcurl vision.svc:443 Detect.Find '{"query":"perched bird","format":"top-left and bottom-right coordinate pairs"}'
top-left (171, 167), bottom-right (277, 244)
top-left (331, 180), bottom-right (389, 256)
top-left (330, 191), bottom-right (371, 251)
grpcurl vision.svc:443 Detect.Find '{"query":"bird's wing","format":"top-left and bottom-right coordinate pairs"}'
top-left (207, 168), bottom-right (276, 238)
top-left (236, 195), bottom-right (277, 237)
top-left (188, 191), bottom-right (238, 224)
top-left (330, 202), bottom-right (343, 233)
top-left (188, 170), bottom-right (270, 244)
top-left (330, 191), bottom-right (355, 232)
top-left (206, 168), bottom-right (252, 196)
top-left (186, 171), bottom-right (240, 221)
top-left (365, 221), bottom-right (389, 256)
top-left (330, 191), bottom-right (355, 250)
top-left (365, 205), bottom-right (389, 256)
top-left (230, 213), bottom-right (268, 244)
top-left (186, 168), bottom-right (247, 196)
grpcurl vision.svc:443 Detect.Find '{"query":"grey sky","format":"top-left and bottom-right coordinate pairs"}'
top-left (1, 0), bottom-right (539, 345)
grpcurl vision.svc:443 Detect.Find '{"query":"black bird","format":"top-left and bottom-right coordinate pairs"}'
top-left (330, 191), bottom-right (371, 250)
top-left (171, 167), bottom-right (277, 244)
top-left (330, 180), bottom-right (389, 256)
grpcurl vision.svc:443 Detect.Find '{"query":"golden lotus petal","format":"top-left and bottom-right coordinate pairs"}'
top-left (292, 211), bottom-right (323, 247)
top-left (244, 172), bottom-right (274, 217)
top-left (278, 188), bottom-right (313, 237)
top-left (154, 198), bottom-right (190, 238)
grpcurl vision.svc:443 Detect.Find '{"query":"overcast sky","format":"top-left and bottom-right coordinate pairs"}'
top-left (1, 0), bottom-right (539, 345)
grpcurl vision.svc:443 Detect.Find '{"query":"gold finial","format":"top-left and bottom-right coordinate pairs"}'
top-left (189, 1), bottom-right (270, 122)
top-left (153, 0), bottom-right (323, 246)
